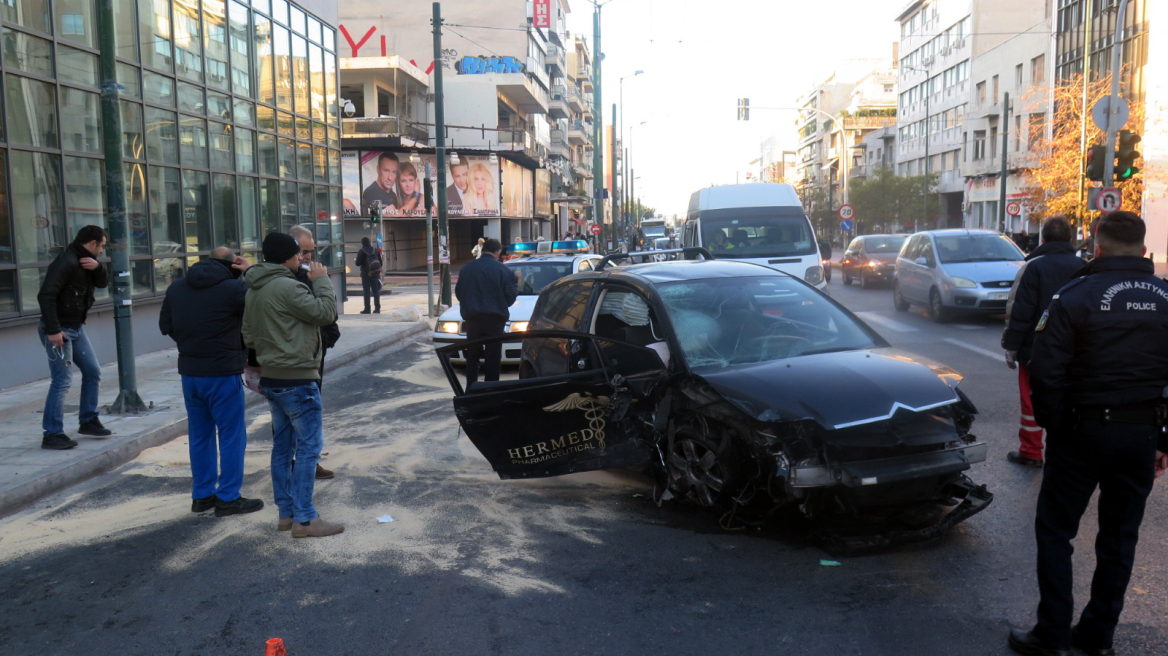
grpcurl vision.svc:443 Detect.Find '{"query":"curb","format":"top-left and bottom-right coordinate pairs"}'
top-left (0, 322), bottom-right (430, 519)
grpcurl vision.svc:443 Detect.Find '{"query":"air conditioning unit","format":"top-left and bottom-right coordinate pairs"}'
top-left (921, 56), bottom-right (934, 67)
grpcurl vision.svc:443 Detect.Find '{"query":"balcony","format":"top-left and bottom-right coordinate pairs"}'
top-left (842, 116), bottom-right (897, 131)
top-left (546, 43), bottom-right (565, 77)
top-left (578, 68), bottom-right (593, 91)
top-left (498, 74), bottom-right (549, 114)
top-left (497, 129), bottom-right (539, 158)
top-left (568, 120), bottom-right (593, 146)
top-left (549, 129), bottom-right (569, 157)
top-left (572, 161), bottom-right (594, 178)
top-left (549, 85), bottom-right (570, 119)
top-left (342, 116), bottom-right (428, 143)
top-left (566, 86), bottom-right (584, 113)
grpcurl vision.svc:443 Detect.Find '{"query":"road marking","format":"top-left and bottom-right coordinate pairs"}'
top-left (854, 312), bottom-right (919, 333)
top-left (943, 337), bottom-right (1002, 361)
top-left (953, 324), bottom-right (985, 330)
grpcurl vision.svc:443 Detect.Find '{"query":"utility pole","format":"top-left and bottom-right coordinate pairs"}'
top-left (1077, 0), bottom-right (1094, 232)
top-left (98, 0), bottom-right (144, 413)
top-left (1102, 0), bottom-right (1133, 187)
top-left (432, 2), bottom-right (451, 306)
top-left (611, 103), bottom-right (617, 247)
top-left (592, 5), bottom-right (604, 249)
top-left (998, 91), bottom-right (1011, 233)
top-left (923, 77), bottom-right (931, 228)
top-left (424, 162), bottom-right (434, 315)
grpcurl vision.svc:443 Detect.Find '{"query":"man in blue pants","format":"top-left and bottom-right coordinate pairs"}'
top-left (160, 246), bottom-right (264, 517)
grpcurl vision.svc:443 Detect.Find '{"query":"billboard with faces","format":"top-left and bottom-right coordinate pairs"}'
top-left (358, 150), bottom-right (499, 218)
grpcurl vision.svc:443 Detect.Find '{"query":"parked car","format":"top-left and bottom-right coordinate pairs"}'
top-left (893, 230), bottom-right (1025, 322)
top-left (434, 241), bottom-right (601, 364)
top-left (841, 234), bottom-right (908, 288)
top-left (436, 253), bottom-right (991, 550)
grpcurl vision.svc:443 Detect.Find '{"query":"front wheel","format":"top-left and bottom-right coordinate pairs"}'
top-left (929, 289), bottom-right (950, 323)
top-left (843, 271), bottom-right (853, 286)
top-left (893, 283), bottom-right (910, 311)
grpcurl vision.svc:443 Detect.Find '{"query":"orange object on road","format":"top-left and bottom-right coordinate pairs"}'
top-left (265, 638), bottom-right (287, 656)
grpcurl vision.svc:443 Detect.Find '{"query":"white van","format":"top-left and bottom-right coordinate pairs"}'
top-left (683, 183), bottom-right (825, 289)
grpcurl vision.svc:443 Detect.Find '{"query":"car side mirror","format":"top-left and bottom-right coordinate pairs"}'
top-left (915, 257), bottom-right (928, 266)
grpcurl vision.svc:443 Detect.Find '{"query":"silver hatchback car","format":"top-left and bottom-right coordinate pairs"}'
top-left (893, 230), bottom-right (1025, 322)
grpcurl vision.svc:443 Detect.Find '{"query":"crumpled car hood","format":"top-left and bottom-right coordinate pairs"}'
top-left (697, 348), bottom-right (960, 430)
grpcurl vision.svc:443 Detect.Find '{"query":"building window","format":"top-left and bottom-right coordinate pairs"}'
top-left (1015, 63), bottom-right (1023, 88)
top-left (992, 75), bottom-right (999, 104)
top-left (1031, 54), bottom-right (1045, 84)
top-left (973, 130), bottom-right (986, 160)
top-left (976, 81), bottom-right (986, 105)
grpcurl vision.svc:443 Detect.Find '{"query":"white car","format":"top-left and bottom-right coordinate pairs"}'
top-left (434, 247), bottom-right (602, 364)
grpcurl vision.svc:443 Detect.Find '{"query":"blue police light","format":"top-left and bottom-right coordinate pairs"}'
top-left (552, 240), bottom-right (588, 253)
top-left (511, 241), bottom-right (538, 255)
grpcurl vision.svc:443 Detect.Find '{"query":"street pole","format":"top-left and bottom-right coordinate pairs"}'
top-left (98, 0), bottom-right (144, 413)
top-left (425, 161), bottom-right (434, 315)
top-left (923, 78), bottom-right (930, 229)
top-left (1077, 0), bottom-right (1094, 232)
top-left (998, 91), bottom-right (1011, 233)
top-left (623, 146), bottom-right (629, 244)
top-left (611, 103), bottom-right (617, 247)
top-left (1102, 0), bottom-right (1132, 187)
top-left (592, 5), bottom-right (604, 250)
top-left (432, 2), bottom-right (451, 307)
top-left (631, 168), bottom-right (635, 229)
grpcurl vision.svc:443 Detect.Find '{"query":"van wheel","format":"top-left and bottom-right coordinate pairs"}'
top-left (929, 289), bottom-right (951, 323)
top-left (893, 283), bottom-right (910, 311)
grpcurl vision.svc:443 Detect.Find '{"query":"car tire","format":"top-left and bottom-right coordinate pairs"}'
top-left (843, 272), bottom-right (853, 286)
top-left (929, 288), bottom-right (950, 323)
top-left (824, 268), bottom-right (831, 283)
top-left (860, 271), bottom-right (871, 289)
top-left (665, 423), bottom-right (742, 510)
top-left (893, 283), bottom-right (911, 312)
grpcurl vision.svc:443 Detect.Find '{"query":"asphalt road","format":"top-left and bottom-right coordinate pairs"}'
top-left (1, 283), bottom-right (1166, 656)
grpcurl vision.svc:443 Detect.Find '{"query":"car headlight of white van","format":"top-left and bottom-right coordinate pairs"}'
top-left (804, 265), bottom-right (824, 285)
top-left (438, 321), bottom-right (461, 334)
top-left (949, 277), bottom-right (977, 288)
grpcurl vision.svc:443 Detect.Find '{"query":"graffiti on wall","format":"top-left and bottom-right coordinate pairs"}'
top-left (458, 56), bottom-right (525, 75)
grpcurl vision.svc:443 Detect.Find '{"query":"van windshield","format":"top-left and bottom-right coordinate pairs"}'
top-left (702, 214), bottom-right (816, 258)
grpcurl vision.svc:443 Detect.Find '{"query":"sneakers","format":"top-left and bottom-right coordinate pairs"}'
top-left (1007, 450), bottom-right (1044, 468)
top-left (291, 517), bottom-right (345, 538)
top-left (191, 495), bottom-right (219, 513)
top-left (78, 418), bottom-right (112, 437)
top-left (41, 433), bottom-right (78, 450)
top-left (277, 517), bottom-right (294, 532)
top-left (315, 464), bottom-right (335, 479)
top-left (213, 496), bottom-right (265, 517)
top-left (360, 309), bottom-right (371, 314)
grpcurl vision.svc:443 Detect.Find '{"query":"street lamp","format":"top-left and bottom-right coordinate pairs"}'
top-left (627, 120), bottom-right (646, 238)
top-left (619, 70), bottom-right (644, 233)
top-left (902, 64), bottom-right (931, 230)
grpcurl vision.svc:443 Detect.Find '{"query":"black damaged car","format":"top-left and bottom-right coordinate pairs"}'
top-left (436, 250), bottom-right (992, 550)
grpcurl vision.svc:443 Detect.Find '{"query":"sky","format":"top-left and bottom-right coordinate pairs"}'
top-left (566, 0), bottom-right (902, 218)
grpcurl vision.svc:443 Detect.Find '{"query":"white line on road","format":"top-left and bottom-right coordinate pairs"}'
top-left (854, 312), bottom-right (919, 333)
top-left (943, 337), bottom-right (1003, 362)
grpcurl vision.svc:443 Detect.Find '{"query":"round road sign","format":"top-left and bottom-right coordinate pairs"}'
top-left (1092, 96), bottom-right (1130, 132)
top-left (1095, 187), bottom-right (1122, 213)
top-left (838, 204), bottom-right (855, 221)
top-left (840, 219), bottom-right (854, 232)
top-left (590, 223), bottom-right (602, 235)
top-left (1006, 201), bottom-right (1022, 216)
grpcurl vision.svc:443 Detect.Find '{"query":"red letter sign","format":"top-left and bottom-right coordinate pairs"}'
top-left (534, 0), bottom-right (551, 28)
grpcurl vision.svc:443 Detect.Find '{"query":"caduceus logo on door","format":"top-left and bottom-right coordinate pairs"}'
top-left (504, 393), bottom-right (611, 465)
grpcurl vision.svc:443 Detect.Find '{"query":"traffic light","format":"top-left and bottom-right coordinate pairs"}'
top-left (737, 98), bottom-right (750, 121)
top-left (1116, 129), bottom-right (1141, 182)
top-left (1085, 144), bottom-right (1106, 182)
top-left (369, 202), bottom-right (381, 224)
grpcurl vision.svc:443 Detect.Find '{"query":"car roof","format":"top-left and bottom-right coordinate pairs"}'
top-left (605, 259), bottom-right (786, 284)
top-left (860, 233), bottom-right (909, 240)
top-left (917, 229), bottom-right (1003, 237)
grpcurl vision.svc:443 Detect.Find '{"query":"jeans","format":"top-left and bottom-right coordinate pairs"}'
top-left (181, 375), bottom-right (247, 502)
top-left (38, 322), bottom-right (101, 437)
top-left (263, 383), bottom-right (323, 523)
top-left (463, 316), bottom-right (507, 386)
top-left (361, 275), bottom-right (381, 311)
top-left (1033, 419), bottom-right (1158, 649)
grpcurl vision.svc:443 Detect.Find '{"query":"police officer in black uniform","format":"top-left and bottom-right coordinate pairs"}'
top-left (1009, 211), bottom-right (1168, 656)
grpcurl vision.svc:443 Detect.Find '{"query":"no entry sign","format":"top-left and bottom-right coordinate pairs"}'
top-left (590, 223), bottom-right (602, 235)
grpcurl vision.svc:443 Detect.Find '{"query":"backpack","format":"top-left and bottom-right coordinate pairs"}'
top-left (367, 249), bottom-right (383, 274)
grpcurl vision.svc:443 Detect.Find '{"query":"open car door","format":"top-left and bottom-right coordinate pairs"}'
top-left (437, 330), bottom-right (668, 479)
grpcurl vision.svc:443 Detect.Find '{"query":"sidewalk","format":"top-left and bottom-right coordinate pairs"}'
top-left (0, 290), bottom-right (433, 518)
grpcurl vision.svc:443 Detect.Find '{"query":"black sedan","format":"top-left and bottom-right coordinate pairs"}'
top-left (436, 253), bottom-right (991, 550)
top-left (841, 234), bottom-right (908, 288)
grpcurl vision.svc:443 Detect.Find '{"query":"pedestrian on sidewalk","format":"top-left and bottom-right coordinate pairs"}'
top-left (243, 232), bottom-right (343, 538)
top-left (354, 237), bottom-right (382, 314)
top-left (290, 225), bottom-right (339, 480)
top-left (36, 225), bottom-right (111, 450)
top-left (455, 238), bottom-right (518, 387)
top-left (160, 246), bottom-right (264, 517)
top-left (1001, 216), bottom-right (1084, 468)
top-left (1009, 211), bottom-right (1168, 656)
top-left (471, 237), bottom-right (485, 260)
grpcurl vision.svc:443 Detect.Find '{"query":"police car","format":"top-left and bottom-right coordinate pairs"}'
top-left (433, 240), bottom-right (601, 364)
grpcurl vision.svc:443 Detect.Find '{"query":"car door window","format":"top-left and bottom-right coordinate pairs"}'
top-left (592, 286), bottom-right (672, 368)
top-left (921, 239), bottom-right (937, 267)
top-left (903, 235), bottom-right (921, 261)
top-left (537, 280), bottom-right (593, 331)
top-left (577, 259), bottom-right (593, 272)
top-left (847, 238), bottom-right (862, 253)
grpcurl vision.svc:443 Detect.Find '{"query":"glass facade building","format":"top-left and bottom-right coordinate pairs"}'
top-left (0, 0), bottom-right (342, 320)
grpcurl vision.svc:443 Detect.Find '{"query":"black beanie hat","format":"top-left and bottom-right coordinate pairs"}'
top-left (262, 232), bottom-right (300, 263)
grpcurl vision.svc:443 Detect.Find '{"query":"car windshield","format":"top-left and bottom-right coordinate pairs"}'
top-left (935, 234), bottom-right (1025, 263)
top-left (703, 214), bottom-right (816, 258)
top-left (656, 276), bottom-right (879, 370)
top-left (509, 261), bottom-right (574, 295)
top-left (864, 236), bottom-right (906, 253)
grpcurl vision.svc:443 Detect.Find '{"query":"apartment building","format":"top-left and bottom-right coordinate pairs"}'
top-left (961, 0), bottom-right (1052, 233)
top-left (336, 1), bottom-right (556, 269)
top-left (895, 0), bottom-right (973, 228)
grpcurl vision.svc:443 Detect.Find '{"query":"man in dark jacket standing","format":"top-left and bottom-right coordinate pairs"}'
top-left (290, 225), bottom-right (339, 480)
top-left (37, 225), bottom-right (111, 450)
top-left (160, 247), bottom-right (264, 517)
top-left (455, 238), bottom-right (518, 386)
top-left (354, 236), bottom-right (382, 314)
top-left (1001, 217), bottom-right (1084, 468)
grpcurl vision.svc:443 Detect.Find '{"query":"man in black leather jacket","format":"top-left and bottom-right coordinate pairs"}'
top-left (455, 238), bottom-right (518, 386)
top-left (36, 225), bottom-right (111, 450)
top-left (1009, 211), bottom-right (1168, 656)
top-left (1001, 217), bottom-right (1085, 467)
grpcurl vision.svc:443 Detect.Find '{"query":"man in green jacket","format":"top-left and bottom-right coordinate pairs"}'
top-left (243, 232), bottom-right (342, 538)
